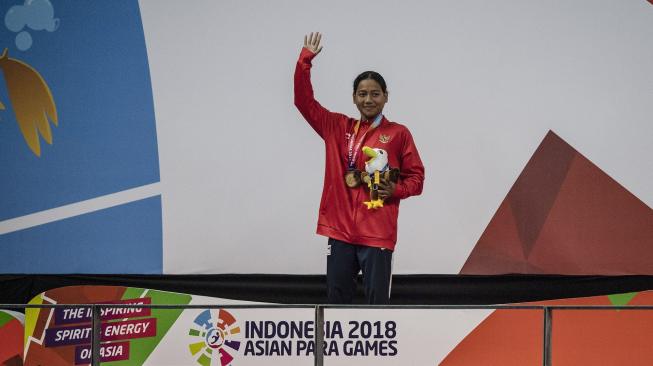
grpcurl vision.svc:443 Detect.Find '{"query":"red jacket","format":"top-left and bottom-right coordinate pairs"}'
top-left (294, 48), bottom-right (425, 250)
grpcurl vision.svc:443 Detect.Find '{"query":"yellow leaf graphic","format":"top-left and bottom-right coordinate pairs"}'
top-left (0, 48), bottom-right (58, 156)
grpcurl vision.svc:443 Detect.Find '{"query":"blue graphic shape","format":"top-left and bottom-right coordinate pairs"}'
top-left (0, 195), bottom-right (162, 274)
top-left (0, 1), bottom-right (159, 220)
top-left (4, 5), bottom-right (26, 32)
top-left (195, 310), bottom-right (213, 329)
top-left (15, 30), bottom-right (31, 50)
top-left (4, 0), bottom-right (59, 51)
top-left (5, 0), bottom-right (59, 32)
top-left (225, 340), bottom-right (241, 349)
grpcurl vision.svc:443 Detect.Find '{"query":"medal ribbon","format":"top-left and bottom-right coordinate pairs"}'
top-left (347, 113), bottom-right (383, 170)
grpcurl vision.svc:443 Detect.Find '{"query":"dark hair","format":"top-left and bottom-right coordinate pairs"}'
top-left (353, 71), bottom-right (387, 94)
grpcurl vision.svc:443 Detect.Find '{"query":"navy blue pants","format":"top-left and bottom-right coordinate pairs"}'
top-left (326, 238), bottom-right (393, 304)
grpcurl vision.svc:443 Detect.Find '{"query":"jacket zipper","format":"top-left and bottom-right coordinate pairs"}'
top-left (353, 189), bottom-right (361, 224)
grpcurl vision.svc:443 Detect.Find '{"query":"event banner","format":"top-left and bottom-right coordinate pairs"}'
top-left (22, 285), bottom-right (653, 365)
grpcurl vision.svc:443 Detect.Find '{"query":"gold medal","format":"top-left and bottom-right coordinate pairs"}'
top-left (345, 170), bottom-right (361, 188)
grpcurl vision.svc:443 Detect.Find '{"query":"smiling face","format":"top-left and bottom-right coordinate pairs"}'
top-left (353, 79), bottom-right (388, 121)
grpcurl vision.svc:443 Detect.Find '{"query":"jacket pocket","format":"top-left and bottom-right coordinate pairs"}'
top-left (354, 201), bottom-right (398, 240)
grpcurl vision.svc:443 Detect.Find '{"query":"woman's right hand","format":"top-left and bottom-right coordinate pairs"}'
top-left (304, 32), bottom-right (323, 55)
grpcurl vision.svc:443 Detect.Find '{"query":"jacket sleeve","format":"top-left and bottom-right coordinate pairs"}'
top-left (393, 129), bottom-right (425, 200)
top-left (294, 48), bottom-right (344, 139)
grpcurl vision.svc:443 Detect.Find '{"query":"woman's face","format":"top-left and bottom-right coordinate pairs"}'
top-left (353, 79), bottom-right (388, 121)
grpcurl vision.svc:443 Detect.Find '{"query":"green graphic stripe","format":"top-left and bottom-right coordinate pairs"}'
top-left (189, 341), bottom-right (204, 356)
top-left (0, 311), bottom-right (15, 328)
top-left (106, 289), bottom-right (192, 366)
top-left (608, 292), bottom-right (638, 307)
top-left (121, 287), bottom-right (147, 301)
top-left (198, 353), bottom-right (211, 366)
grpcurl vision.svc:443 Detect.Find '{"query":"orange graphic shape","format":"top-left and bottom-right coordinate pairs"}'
top-left (0, 48), bottom-right (58, 157)
top-left (0, 318), bottom-right (23, 364)
top-left (441, 291), bottom-right (653, 366)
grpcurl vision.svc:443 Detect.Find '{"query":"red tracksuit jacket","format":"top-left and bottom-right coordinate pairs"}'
top-left (294, 48), bottom-right (425, 250)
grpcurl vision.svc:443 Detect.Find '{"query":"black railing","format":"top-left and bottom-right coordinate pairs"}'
top-left (4, 303), bottom-right (653, 366)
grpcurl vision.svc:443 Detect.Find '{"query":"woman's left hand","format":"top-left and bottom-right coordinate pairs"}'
top-left (377, 179), bottom-right (395, 200)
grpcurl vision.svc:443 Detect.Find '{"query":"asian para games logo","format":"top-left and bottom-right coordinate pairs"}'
top-left (188, 309), bottom-right (241, 366)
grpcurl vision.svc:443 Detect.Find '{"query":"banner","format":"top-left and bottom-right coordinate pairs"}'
top-left (22, 285), bottom-right (653, 365)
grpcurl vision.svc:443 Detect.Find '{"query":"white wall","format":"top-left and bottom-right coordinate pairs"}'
top-left (139, 0), bottom-right (653, 274)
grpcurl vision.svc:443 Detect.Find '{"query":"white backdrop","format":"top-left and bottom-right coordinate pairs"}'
top-left (139, 0), bottom-right (653, 274)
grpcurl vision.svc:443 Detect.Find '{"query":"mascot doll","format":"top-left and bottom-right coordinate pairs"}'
top-left (361, 146), bottom-right (400, 209)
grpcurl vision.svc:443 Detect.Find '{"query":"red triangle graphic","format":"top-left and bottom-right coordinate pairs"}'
top-left (461, 200), bottom-right (541, 274)
top-left (508, 131), bottom-right (575, 257)
top-left (460, 131), bottom-right (653, 274)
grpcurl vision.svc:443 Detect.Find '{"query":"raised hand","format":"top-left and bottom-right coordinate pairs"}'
top-left (303, 32), bottom-right (323, 55)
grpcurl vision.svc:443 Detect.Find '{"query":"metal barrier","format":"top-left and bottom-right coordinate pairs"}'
top-left (4, 303), bottom-right (653, 366)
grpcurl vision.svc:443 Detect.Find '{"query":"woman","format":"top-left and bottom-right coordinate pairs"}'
top-left (294, 32), bottom-right (425, 304)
